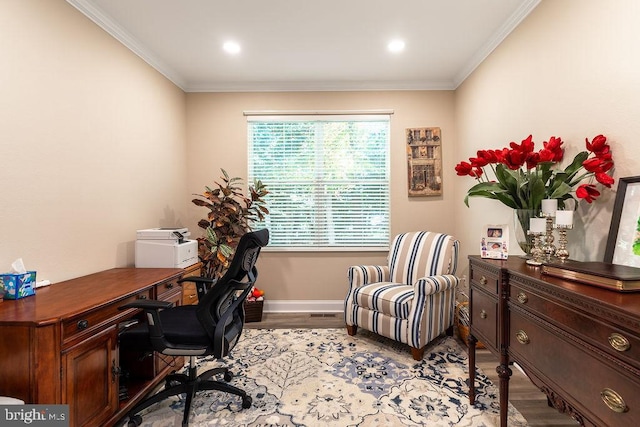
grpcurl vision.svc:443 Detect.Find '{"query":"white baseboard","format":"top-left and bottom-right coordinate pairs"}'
top-left (263, 300), bottom-right (343, 313)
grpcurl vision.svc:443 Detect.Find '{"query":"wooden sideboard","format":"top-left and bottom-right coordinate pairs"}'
top-left (468, 256), bottom-right (640, 427)
top-left (0, 267), bottom-right (195, 427)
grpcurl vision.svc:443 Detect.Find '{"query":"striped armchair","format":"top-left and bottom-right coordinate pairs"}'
top-left (345, 231), bottom-right (460, 360)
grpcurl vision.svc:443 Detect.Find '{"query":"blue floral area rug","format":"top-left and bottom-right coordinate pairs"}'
top-left (137, 328), bottom-right (528, 426)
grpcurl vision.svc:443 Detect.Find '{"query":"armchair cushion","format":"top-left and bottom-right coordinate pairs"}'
top-left (353, 283), bottom-right (413, 319)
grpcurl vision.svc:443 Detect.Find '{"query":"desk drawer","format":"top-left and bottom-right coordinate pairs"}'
top-left (510, 311), bottom-right (640, 427)
top-left (156, 279), bottom-right (180, 301)
top-left (62, 289), bottom-right (153, 347)
top-left (470, 289), bottom-right (498, 349)
top-left (470, 264), bottom-right (499, 296)
top-left (510, 281), bottom-right (640, 370)
top-left (181, 282), bottom-right (198, 305)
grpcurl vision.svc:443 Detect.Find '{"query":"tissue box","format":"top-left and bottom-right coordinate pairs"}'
top-left (0, 271), bottom-right (36, 300)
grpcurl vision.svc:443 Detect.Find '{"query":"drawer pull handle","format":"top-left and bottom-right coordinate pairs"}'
top-left (138, 294), bottom-right (147, 300)
top-left (166, 283), bottom-right (174, 289)
top-left (111, 360), bottom-right (121, 383)
top-left (601, 388), bottom-right (628, 413)
top-left (77, 319), bottom-right (89, 330)
top-left (480, 309), bottom-right (488, 319)
top-left (517, 292), bottom-right (528, 304)
top-left (480, 276), bottom-right (488, 285)
top-left (608, 333), bottom-right (630, 352)
top-left (516, 330), bottom-right (530, 345)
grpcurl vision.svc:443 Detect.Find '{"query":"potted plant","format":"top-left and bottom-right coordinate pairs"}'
top-left (191, 169), bottom-right (269, 279)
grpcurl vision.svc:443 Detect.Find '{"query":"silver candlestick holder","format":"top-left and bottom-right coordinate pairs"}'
top-left (526, 231), bottom-right (545, 266)
top-left (541, 213), bottom-right (556, 261)
top-left (554, 224), bottom-right (573, 261)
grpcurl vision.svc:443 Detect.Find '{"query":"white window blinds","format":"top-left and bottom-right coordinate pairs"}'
top-left (247, 114), bottom-right (390, 250)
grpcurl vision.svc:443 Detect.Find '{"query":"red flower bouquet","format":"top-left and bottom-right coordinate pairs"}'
top-left (455, 134), bottom-right (615, 210)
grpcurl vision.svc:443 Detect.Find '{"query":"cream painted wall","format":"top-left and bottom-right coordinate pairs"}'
top-left (185, 91), bottom-right (457, 301)
top-left (455, 0), bottom-right (640, 284)
top-left (0, 0), bottom-right (188, 283)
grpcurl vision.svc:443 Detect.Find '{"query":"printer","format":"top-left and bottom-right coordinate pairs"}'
top-left (135, 228), bottom-right (198, 269)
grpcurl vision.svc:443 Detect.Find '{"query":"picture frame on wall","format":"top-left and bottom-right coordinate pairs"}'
top-left (604, 176), bottom-right (640, 267)
top-left (406, 127), bottom-right (442, 197)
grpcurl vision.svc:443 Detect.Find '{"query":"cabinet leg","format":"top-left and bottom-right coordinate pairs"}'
top-left (496, 362), bottom-right (512, 427)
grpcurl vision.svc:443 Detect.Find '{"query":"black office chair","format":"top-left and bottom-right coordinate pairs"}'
top-left (119, 228), bottom-right (269, 427)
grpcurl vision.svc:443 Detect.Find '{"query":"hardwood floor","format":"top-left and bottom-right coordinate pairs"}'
top-left (246, 312), bottom-right (579, 426)
top-left (245, 311), bottom-right (345, 329)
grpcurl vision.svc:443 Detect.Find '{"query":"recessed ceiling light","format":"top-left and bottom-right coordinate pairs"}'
top-left (388, 39), bottom-right (405, 53)
top-left (223, 41), bottom-right (241, 55)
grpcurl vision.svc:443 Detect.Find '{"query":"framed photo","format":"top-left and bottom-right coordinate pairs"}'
top-left (406, 127), bottom-right (442, 197)
top-left (481, 224), bottom-right (509, 259)
top-left (604, 176), bottom-right (640, 267)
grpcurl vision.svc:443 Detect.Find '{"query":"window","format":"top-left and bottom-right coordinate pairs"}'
top-left (247, 114), bottom-right (390, 250)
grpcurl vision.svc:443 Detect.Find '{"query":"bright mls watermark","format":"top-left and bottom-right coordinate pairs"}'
top-left (1, 405), bottom-right (69, 426)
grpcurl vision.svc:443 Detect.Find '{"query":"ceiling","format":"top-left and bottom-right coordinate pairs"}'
top-left (67, 0), bottom-right (540, 92)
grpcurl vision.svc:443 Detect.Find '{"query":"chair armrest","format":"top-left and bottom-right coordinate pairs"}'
top-left (118, 299), bottom-right (176, 352)
top-left (178, 276), bottom-right (218, 300)
top-left (347, 265), bottom-right (389, 289)
top-left (413, 274), bottom-right (459, 296)
top-left (406, 274), bottom-right (460, 349)
top-left (178, 276), bottom-right (216, 285)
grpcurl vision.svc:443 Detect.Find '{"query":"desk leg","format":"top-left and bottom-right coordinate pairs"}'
top-left (496, 353), bottom-right (512, 427)
top-left (468, 334), bottom-right (477, 404)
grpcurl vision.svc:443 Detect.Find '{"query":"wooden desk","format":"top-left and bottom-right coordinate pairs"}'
top-left (0, 268), bottom-right (187, 427)
top-left (468, 256), bottom-right (640, 427)
top-left (181, 262), bottom-right (202, 305)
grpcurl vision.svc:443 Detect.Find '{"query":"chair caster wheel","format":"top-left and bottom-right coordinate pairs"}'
top-left (128, 415), bottom-right (142, 426)
top-left (242, 396), bottom-right (252, 409)
top-left (224, 371), bottom-right (233, 382)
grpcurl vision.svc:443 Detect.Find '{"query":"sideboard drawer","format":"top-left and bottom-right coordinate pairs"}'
top-left (510, 311), bottom-right (640, 427)
top-left (510, 281), bottom-right (640, 370)
top-left (470, 264), bottom-right (499, 295)
top-left (470, 289), bottom-right (498, 349)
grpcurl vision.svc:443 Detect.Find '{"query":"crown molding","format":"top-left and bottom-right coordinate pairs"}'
top-left (66, 0), bottom-right (187, 90)
top-left (185, 79), bottom-right (456, 93)
top-left (453, 0), bottom-right (541, 88)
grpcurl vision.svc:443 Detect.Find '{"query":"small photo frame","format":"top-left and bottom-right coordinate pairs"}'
top-left (604, 176), bottom-right (640, 267)
top-left (481, 225), bottom-right (509, 259)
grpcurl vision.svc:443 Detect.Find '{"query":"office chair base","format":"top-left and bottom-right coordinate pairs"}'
top-left (127, 415), bottom-right (143, 427)
top-left (126, 366), bottom-right (251, 427)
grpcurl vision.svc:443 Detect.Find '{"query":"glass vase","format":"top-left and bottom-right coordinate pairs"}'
top-left (514, 209), bottom-right (539, 255)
